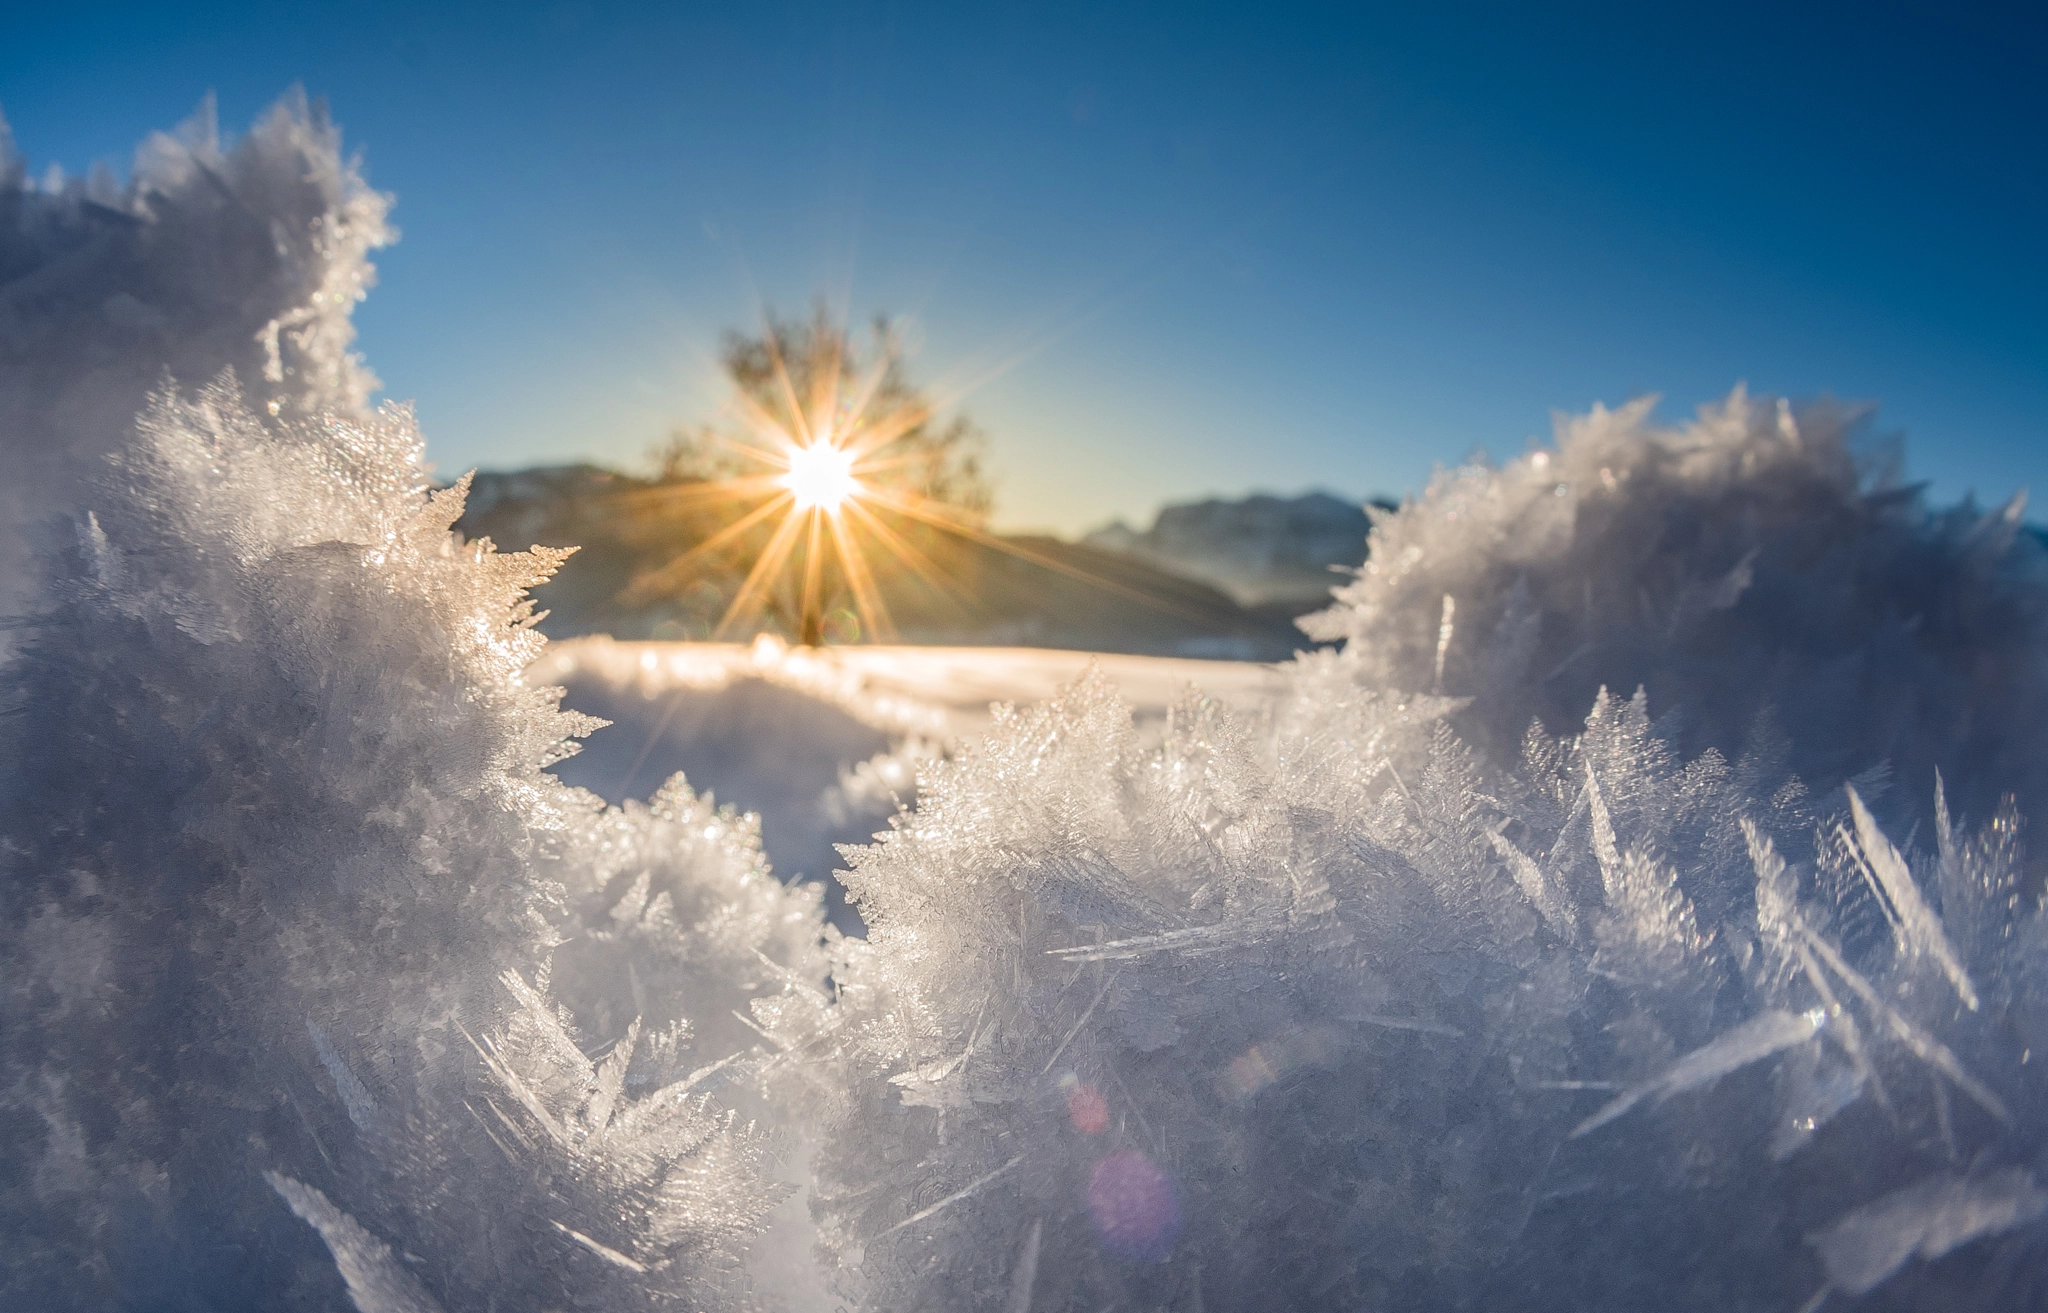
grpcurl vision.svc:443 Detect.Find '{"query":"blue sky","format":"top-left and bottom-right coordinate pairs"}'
top-left (6, 2), bottom-right (2044, 533)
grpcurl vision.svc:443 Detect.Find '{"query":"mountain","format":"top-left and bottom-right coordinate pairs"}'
top-left (453, 465), bottom-right (1308, 659)
top-left (1084, 489), bottom-right (1390, 610)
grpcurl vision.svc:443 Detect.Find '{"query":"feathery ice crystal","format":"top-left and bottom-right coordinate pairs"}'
top-left (5, 96), bottom-right (2048, 1313)
top-left (0, 91), bottom-right (389, 634)
top-left (0, 98), bottom-right (828, 1312)
top-left (797, 396), bottom-right (2048, 1311)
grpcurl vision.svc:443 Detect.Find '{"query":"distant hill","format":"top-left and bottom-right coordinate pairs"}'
top-left (1084, 490), bottom-right (1391, 612)
top-left (454, 466), bottom-right (1308, 659)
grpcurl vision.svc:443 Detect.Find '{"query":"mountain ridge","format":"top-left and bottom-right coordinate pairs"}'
top-left (1084, 488), bottom-right (1393, 608)
top-left (452, 465), bottom-right (1314, 659)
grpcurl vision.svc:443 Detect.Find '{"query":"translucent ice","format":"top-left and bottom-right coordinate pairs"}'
top-left (1809, 1170), bottom-right (2047, 1295)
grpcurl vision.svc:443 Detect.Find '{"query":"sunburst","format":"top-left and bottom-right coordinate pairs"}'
top-left (783, 441), bottom-right (859, 512)
top-left (625, 316), bottom-right (1222, 647)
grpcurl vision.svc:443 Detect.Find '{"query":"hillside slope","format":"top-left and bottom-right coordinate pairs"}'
top-left (454, 466), bottom-right (1309, 658)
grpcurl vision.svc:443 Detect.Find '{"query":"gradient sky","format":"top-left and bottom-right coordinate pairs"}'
top-left (6, 2), bottom-right (2044, 533)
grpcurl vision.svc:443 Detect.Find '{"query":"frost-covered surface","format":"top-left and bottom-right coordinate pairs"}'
top-left (0, 375), bottom-right (830, 1310)
top-left (6, 97), bottom-right (2048, 1313)
top-left (0, 92), bottom-right (389, 633)
top-left (795, 397), bottom-right (2048, 1311)
top-left (0, 100), bottom-right (826, 1312)
top-left (1301, 393), bottom-right (2048, 831)
top-left (535, 637), bottom-right (1287, 920)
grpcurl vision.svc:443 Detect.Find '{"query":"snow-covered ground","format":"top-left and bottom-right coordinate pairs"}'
top-left (538, 636), bottom-right (1289, 926)
top-left (537, 634), bottom-right (1290, 754)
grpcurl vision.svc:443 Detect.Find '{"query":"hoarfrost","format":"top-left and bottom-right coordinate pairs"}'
top-left (8, 95), bottom-right (2048, 1312)
top-left (1300, 390), bottom-right (2048, 834)
top-left (0, 99), bottom-right (825, 1312)
top-left (791, 389), bottom-right (2048, 1310)
top-left (0, 91), bottom-right (390, 636)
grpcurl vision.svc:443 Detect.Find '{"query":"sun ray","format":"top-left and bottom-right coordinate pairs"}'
top-left (639, 311), bottom-right (1207, 646)
top-left (726, 389), bottom-right (802, 456)
top-left (842, 450), bottom-right (936, 477)
top-left (861, 485), bottom-right (1227, 627)
top-left (838, 401), bottom-right (933, 461)
top-left (842, 498), bottom-right (980, 612)
top-left (714, 499), bottom-right (813, 639)
top-left (807, 327), bottom-right (844, 442)
top-left (760, 326), bottom-right (815, 446)
top-left (797, 510), bottom-right (827, 643)
top-left (826, 503), bottom-right (895, 640)
top-left (622, 491), bottom-right (793, 605)
top-left (707, 422), bottom-right (794, 466)
top-left (834, 350), bottom-right (898, 443)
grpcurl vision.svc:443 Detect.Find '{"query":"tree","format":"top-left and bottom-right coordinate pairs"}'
top-left (637, 305), bottom-right (993, 644)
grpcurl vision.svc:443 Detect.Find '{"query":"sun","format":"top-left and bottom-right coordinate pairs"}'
top-left (782, 440), bottom-right (859, 512)
top-left (624, 313), bottom-right (1190, 648)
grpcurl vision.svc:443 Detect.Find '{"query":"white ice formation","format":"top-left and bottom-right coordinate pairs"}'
top-left (4, 96), bottom-right (2048, 1312)
top-left (0, 92), bottom-right (388, 637)
top-left (0, 100), bottom-right (828, 1312)
top-left (791, 398), bottom-right (2048, 1309)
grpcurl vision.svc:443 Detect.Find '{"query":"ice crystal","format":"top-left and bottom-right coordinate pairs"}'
top-left (0, 91), bottom-right (390, 633)
top-left (800, 664), bottom-right (2048, 1308)
top-left (0, 373), bottom-right (827, 1310)
top-left (1301, 391), bottom-right (2048, 832)
top-left (794, 396), bottom-right (2048, 1310)
top-left (7, 95), bottom-right (2048, 1313)
top-left (0, 100), bottom-right (826, 1311)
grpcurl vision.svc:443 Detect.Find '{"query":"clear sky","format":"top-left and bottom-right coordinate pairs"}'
top-left (6, 2), bottom-right (2044, 534)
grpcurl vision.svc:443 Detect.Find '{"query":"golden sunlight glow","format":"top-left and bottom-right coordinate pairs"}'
top-left (782, 441), bottom-right (859, 512)
top-left (624, 317), bottom-right (1197, 649)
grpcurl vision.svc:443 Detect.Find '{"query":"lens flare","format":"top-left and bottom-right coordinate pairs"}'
top-left (624, 317), bottom-right (1224, 648)
top-left (1059, 1073), bottom-right (1110, 1134)
top-left (1086, 1149), bottom-right (1181, 1262)
top-left (1068, 1086), bottom-right (1109, 1134)
top-left (783, 441), bottom-right (858, 512)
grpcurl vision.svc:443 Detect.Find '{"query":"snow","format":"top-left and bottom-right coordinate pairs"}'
top-left (532, 635), bottom-right (1287, 927)
top-left (531, 632), bottom-right (1291, 747)
top-left (5, 93), bottom-right (2048, 1313)
top-left (0, 93), bottom-right (388, 649)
